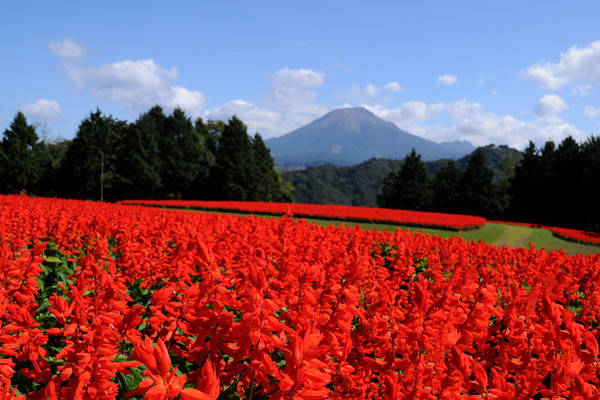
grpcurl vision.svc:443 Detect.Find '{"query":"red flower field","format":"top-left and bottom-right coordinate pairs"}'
top-left (118, 199), bottom-right (487, 230)
top-left (2, 194), bottom-right (600, 399)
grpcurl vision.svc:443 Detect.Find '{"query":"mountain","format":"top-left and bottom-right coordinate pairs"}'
top-left (283, 145), bottom-right (522, 206)
top-left (265, 107), bottom-right (475, 168)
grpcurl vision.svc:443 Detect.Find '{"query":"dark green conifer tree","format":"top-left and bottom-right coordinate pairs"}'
top-left (60, 109), bottom-right (125, 200)
top-left (252, 133), bottom-right (292, 202)
top-left (0, 112), bottom-right (50, 194)
top-left (432, 160), bottom-right (463, 213)
top-left (459, 149), bottom-right (497, 217)
top-left (378, 149), bottom-right (432, 210)
top-left (159, 108), bottom-right (210, 199)
top-left (212, 116), bottom-right (256, 200)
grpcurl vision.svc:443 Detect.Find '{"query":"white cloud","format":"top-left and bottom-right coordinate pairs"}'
top-left (437, 74), bottom-right (458, 85)
top-left (89, 59), bottom-right (178, 99)
top-left (383, 81), bottom-right (404, 92)
top-left (204, 68), bottom-right (330, 137)
top-left (271, 68), bottom-right (324, 88)
top-left (204, 100), bottom-right (281, 136)
top-left (19, 99), bottom-right (61, 121)
top-left (364, 84), bottom-right (379, 97)
top-left (584, 106), bottom-right (600, 118)
top-left (444, 99), bottom-right (482, 119)
top-left (524, 41), bottom-right (600, 90)
top-left (364, 99), bottom-right (480, 124)
top-left (535, 94), bottom-right (568, 116)
top-left (572, 84), bottom-right (592, 96)
top-left (55, 50), bottom-right (205, 116)
top-left (338, 81), bottom-right (404, 101)
top-left (159, 86), bottom-right (205, 116)
top-left (363, 100), bottom-right (582, 149)
top-left (49, 39), bottom-right (86, 61)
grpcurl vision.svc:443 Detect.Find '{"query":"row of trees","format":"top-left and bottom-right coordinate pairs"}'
top-left (511, 137), bottom-right (600, 232)
top-left (379, 135), bottom-right (600, 233)
top-left (378, 149), bottom-right (507, 218)
top-left (0, 107), bottom-right (291, 202)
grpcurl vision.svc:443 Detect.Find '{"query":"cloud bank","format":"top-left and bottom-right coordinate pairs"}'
top-left (20, 99), bottom-right (61, 121)
top-left (524, 41), bottom-right (600, 90)
top-left (51, 39), bottom-right (205, 117)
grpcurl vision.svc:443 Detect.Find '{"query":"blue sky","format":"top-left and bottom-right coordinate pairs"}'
top-left (2, 1), bottom-right (600, 149)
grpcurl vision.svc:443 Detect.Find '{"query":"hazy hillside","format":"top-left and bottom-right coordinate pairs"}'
top-left (284, 144), bottom-right (522, 206)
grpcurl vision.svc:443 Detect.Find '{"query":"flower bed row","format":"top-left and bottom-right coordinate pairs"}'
top-left (118, 199), bottom-right (487, 230)
top-left (3, 194), bottom-right (600, 398)
top-left (547, 226), bottom-right (600, 246)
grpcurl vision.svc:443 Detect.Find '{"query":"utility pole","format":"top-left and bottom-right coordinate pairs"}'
top-left (99, 150), bottom-right (104, 202)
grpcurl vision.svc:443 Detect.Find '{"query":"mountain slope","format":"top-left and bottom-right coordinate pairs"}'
top-left (266, 107), bottom-right (474, 168)
top-left (283, 145), bottom-right (522, 206)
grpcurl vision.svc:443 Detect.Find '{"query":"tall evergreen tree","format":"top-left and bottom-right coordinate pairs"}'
top-left (37, 139), bottom-right (71, 197)
top-left (459, 149), bottom-right (498, 217)
top-left (432, 160), bottom-right (463, 213)
top-left (378, 149), bottom-right (432, 210)
top-left (581, 136), bottom-right (600, 232)
top-left (0, 112), bottom-right (49, 194)
top-left (212, 116), bottom-right (256, 200)
top-left (203, 119), bottom-right (225, 156)
top-left (113, 120), bottom-right (162, 200)
top-left (188, 118), bottom-right (216, 199)
top-left (554, 136), bottom-right (581, 227)
top-left (158, 108), bottom-right (211, 199)
top-left (537, 141), bottom-right (557, 224)
top-left (509, 141), bottom-right (540, 222)
top-left (60, 109), bottom-right (125, 200)
top-left (252, 133), bottom-right (292, 202)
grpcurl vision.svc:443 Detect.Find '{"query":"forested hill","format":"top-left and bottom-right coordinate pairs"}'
top-left (283, 144), bottom-right (522, 206)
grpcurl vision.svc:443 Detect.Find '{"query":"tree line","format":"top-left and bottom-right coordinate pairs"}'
top-left (379, 135), bottom-right (600, 233)
top-left (378, 149), bottom-right (509, 218)
top-left (0, 107), bottom-right (291, 202)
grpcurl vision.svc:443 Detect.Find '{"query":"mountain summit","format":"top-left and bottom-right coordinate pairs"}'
top-left (265, 107), bottom-right (474, 168)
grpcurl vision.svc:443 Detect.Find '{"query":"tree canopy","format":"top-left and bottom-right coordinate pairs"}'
top-left (0, 108), bottom-right (290, 203)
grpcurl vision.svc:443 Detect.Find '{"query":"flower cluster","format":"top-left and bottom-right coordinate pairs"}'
top-left (2, 194), bottom-right (600, 399)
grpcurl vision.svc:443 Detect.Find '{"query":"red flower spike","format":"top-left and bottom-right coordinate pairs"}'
top-left (155, 339), bottom-right (172, 377)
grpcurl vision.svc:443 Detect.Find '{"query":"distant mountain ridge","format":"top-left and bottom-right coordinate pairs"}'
top-left (265, 107), bottom-right (475, 168)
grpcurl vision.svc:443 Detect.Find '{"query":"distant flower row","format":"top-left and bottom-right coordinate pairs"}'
top-left (546, 226), bottom-right (600, 246)
top-left (118, 200), bottom-right (487, 230)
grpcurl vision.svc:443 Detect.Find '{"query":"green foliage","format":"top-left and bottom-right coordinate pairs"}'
top-left (0, 112), bottom-right (49, 194)
top-left (212, 116), bottom-right (257, 200)
top-left (210, 117), bottom-right (290, 202)
top-left (116, 367), bottom-right (144, 398)
top-left (252, 134), bottom-right (292, 202)
top-left (60, 109), bottom-right (125, 200)
top-left (284, 145), bottom-right (521, 207)
top-left (160, 108), bottom-right (212, 199)
top-left (35, 241), bottom-right (76, 329)
top-left (378, 149), bottom-right (433, 210)
top-left (0, 107), bottom-right (289, 203)
top-left (510, 135), bottom-right (600, 232)
top-left (458, 149), bottom-right (501, 217)
top-left (432, 160), bottom-right (462, 213)
top-left (113, 107), bottom-right (164, 199)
